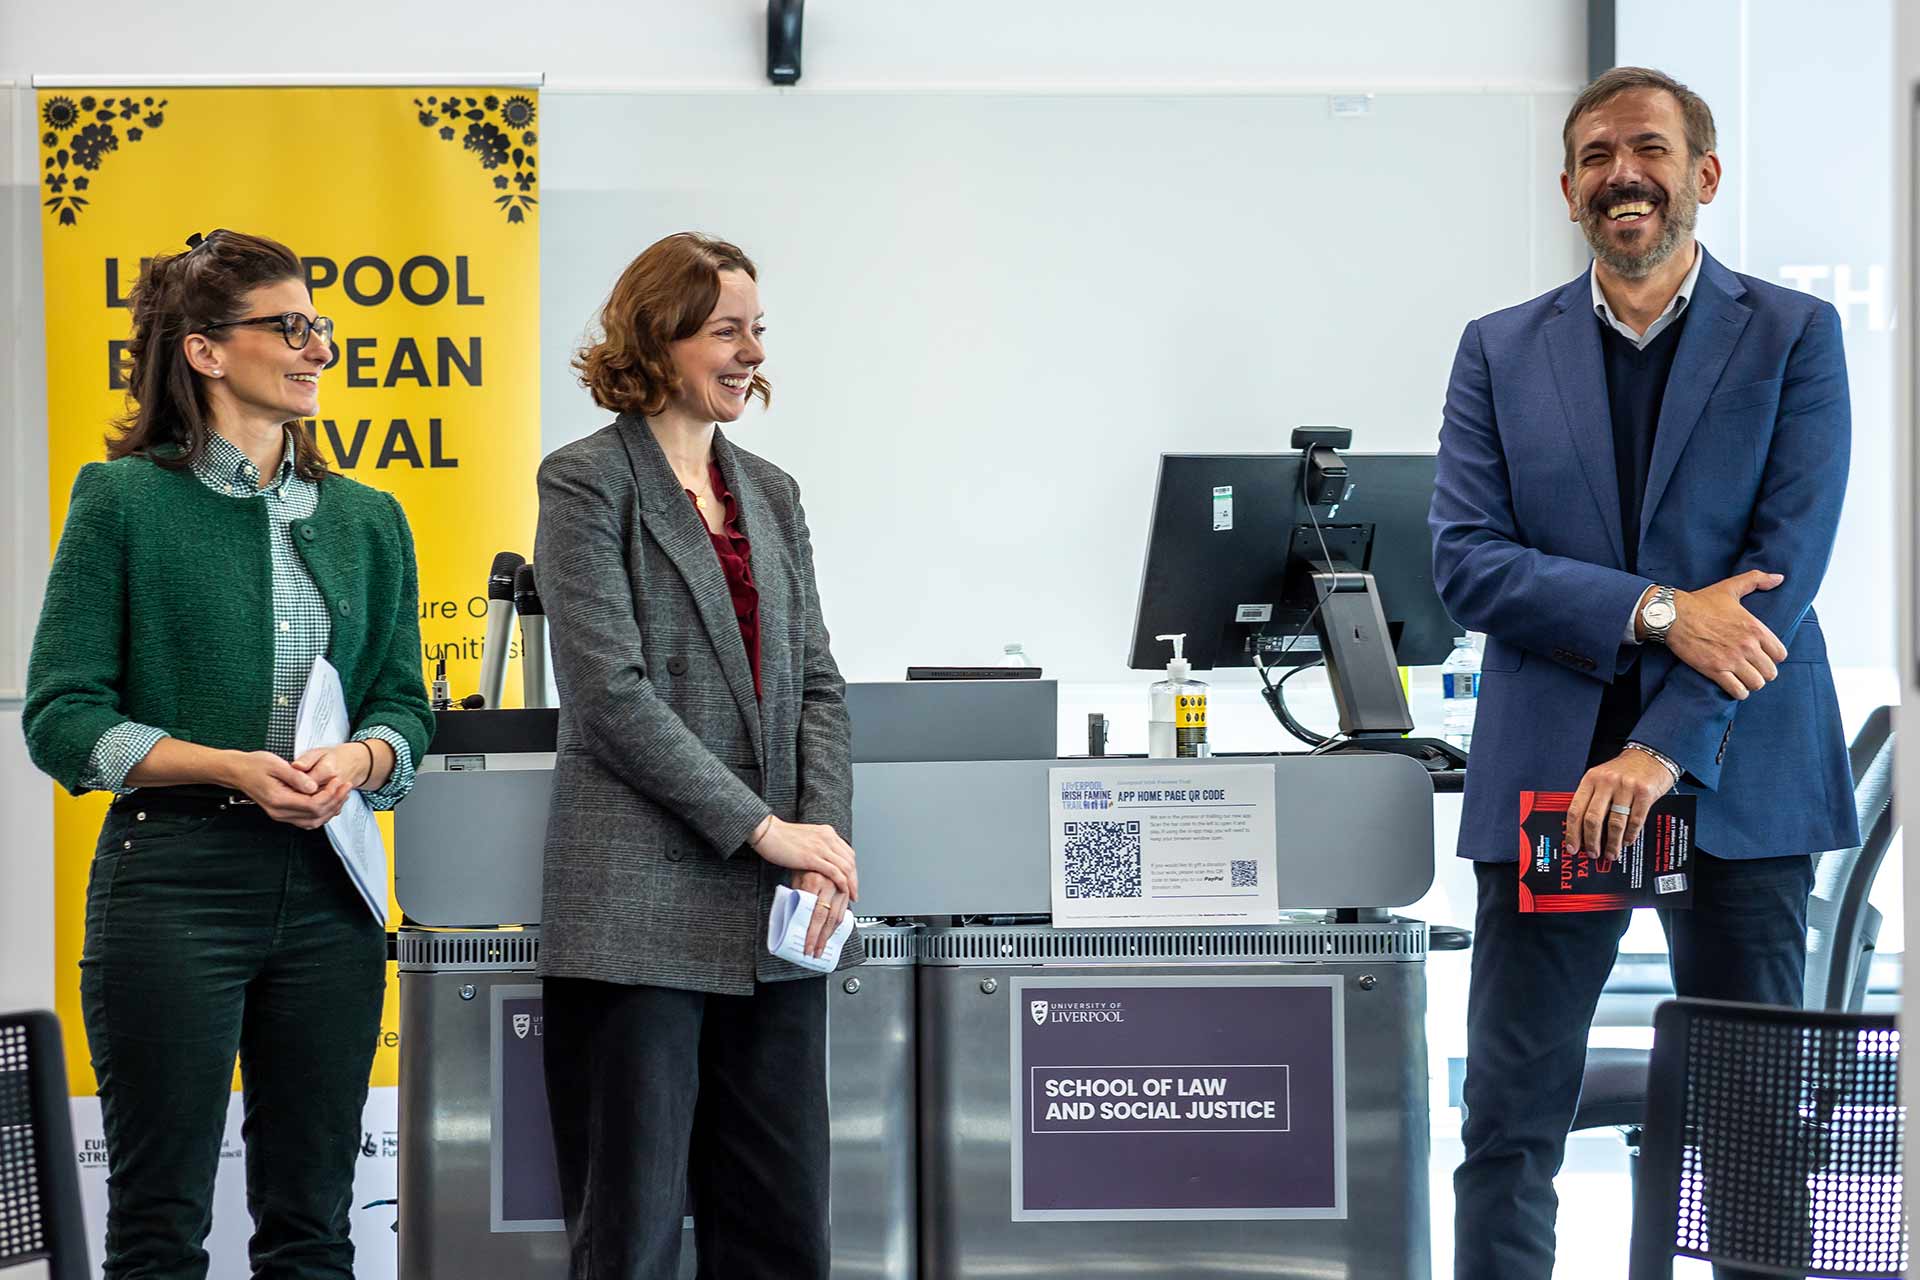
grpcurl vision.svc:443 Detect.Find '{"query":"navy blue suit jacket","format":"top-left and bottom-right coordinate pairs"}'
top-left (1429, 249), bottom-right (1857, 862)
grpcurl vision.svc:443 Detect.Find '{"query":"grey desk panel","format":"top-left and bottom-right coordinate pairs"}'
top-left (396, 752), bottom-right (1434, 925)
top-left (395, 768), bottom-right (552, 926)
top-left (850, 754), bottom-right (1434, 918)
top-left (848, 679), bottom-right (1057, 762)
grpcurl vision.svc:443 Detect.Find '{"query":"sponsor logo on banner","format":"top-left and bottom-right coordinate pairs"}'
top-left (514, 1012), bottom-right (531, 1040)
top-left (1030, 1000), bottom-right (1049, 1026)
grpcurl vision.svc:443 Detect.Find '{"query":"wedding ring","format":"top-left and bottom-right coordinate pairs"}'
top-left (1609, 804), bottom-right (1633, 816)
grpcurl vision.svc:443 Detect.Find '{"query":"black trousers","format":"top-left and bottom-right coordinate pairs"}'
top-left (1453, 853), bottom-right (1814, 1280)
top-left (541, 973), bottom-right (831, 1280)
top-left (79, 792), bottom-right (386, 1280)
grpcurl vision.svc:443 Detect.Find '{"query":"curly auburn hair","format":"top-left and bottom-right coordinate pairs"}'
top-left (109, 229), bottom-right (332, 481)
top-left (575, 232), bottom-right (772, 416)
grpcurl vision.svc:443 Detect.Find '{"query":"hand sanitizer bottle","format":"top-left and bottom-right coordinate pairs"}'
top-left (1149, 633), bottom-right (1210, 759)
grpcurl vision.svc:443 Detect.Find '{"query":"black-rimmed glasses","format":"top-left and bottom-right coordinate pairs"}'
top-left (203, 312), bottom-right (335, 351)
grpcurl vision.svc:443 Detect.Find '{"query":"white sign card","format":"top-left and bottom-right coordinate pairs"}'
top-left (1048, 764), bottom-right (1279, 927)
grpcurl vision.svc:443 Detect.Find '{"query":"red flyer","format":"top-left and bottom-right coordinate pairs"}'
top-left (1517, 791), bottom-right (1695, 912)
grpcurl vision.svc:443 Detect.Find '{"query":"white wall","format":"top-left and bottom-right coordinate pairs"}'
top-left (0, 2), bottom-right (1587, 1017)
top-left (0, 1), bottom-right (1584, 91)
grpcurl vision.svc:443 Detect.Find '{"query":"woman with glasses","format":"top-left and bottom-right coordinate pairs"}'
top-left (22, 228), bottom-right (434, 1278)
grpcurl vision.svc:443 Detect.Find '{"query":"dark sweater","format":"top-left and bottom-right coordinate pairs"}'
top-left (23, 454), bottom-right (435, 794)
top-left (1591, 309), bottom-right (1689, 764)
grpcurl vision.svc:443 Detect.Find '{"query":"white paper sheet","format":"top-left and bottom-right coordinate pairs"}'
top-left (1048, 764), bottom-right (1279, 927)
top-left (294, 656), bottom-right (388, 923)
top-left (766, 882), bottom-right (855, 973)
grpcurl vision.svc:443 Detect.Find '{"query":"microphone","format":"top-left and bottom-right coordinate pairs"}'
top-left (515, 563), bottom-right (549, 710)
top-left (476, 551), bottom-right (525, 710)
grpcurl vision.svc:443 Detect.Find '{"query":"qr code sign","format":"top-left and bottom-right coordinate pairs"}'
top-left (1062, 820), bottom-right (1142, 899)
top-left (1230, 859), bottom-right (1258, 888)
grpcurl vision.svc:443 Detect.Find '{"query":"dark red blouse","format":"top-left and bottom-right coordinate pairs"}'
top-left (686, 462), bottom-right (761, 699)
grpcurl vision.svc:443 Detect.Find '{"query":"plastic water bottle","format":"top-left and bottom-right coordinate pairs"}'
top-left (1003, 643), bottom-right (1032, 668)
top-left (1441, 635), bottom-right (1481, 750)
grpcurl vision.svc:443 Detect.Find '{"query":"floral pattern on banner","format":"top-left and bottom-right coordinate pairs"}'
top-left (414, 92), bottom-right (538, 224)
top-left (40, 94), bottom-right (169, 226)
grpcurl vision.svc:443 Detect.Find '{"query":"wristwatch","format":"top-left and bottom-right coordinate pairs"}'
top-left (1639, 585), bottom-right (1677, 645)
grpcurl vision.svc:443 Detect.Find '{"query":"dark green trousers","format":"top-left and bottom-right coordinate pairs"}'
top-left (79, 792), bottom-right (386, 1280)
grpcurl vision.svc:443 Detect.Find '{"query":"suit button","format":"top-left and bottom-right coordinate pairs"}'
top-left (665, 847), bottom-right (684, 862)
top-left (338, 600), bottom-right (351, 617)
top-left (299, 525), bottom-right (316, 541)
top-left (666, 656), bottom-right (689, 676)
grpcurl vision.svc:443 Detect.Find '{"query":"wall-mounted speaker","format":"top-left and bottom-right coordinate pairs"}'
top-left (768, 0), bottom-right (804, 86)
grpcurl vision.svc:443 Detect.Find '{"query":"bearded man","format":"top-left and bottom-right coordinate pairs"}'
top-left (1428, 66), bottom-right (1854, 1279)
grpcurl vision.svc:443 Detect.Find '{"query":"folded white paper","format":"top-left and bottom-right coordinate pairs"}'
top-left (294, 656), bottom-right (388, 924)
top-left (767, 883), bottom-right (855, 973)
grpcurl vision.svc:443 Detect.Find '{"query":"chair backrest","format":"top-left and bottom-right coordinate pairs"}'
top-left (1630, 998), bottom-right (1905, 1280)
top-left (0, 1010), bottom-right (90, 1280)
top-left (1805, 705), bottom-right (1897, 1012)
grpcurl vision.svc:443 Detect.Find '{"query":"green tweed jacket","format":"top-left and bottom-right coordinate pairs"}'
top-left (23, 454), bottom-right (434, 794)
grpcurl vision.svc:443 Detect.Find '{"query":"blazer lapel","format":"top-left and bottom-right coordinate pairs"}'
top-left (710, 430), bottom-right (788, 735)
top-left (618, 418), bottom-right (766, 766)
top-left (1543, 274), bottom-right (1627, 570)
top-left (1639, 250), bottom-right (1752, 545)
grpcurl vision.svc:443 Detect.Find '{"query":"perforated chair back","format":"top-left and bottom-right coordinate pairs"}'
top-left (0, 1010), bottom-right (90, 1280)
top-left (1629, 998), bottom-right (1905, 1280)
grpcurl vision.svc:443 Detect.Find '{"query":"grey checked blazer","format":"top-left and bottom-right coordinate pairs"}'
top-left (533, 415), bottom-right (860, 994)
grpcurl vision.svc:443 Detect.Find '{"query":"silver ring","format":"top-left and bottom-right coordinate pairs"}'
top-left (1609, 804), bottom-right (1633, 817)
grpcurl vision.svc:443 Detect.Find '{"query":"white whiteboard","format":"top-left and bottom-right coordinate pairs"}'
top-left (536, 90), bottom-right (1586, 685)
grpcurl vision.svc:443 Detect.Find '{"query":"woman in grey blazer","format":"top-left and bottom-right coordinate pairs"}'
top-left (534, 232), bottom-right (861, 1280)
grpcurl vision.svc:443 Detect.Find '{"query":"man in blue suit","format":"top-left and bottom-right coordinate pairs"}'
top-left (1430, 66), bottom-right (1855, 1279)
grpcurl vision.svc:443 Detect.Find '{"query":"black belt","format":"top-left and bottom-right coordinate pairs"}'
top-left (110, 784), bottom-right (257, 813)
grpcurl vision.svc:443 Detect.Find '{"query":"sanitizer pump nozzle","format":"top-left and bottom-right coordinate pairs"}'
top-left (1148, 633), bottom-right (1209, 759)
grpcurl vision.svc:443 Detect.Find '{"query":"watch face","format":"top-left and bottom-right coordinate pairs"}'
top-left (1644, 601), bottom-right (1676, 629)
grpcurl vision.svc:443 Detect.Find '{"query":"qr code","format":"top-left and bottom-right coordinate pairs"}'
top-left (1062, 820), bottom-right (1142, 899)
top-left (1231, 859), bottom-right (1259, 888)
top-left (1656, 873), bottom-right (1687, 895)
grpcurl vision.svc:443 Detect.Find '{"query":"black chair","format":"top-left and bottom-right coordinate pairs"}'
top-left (1628, 998), bottom-right (1905, 1279)
top-left (0, 1009), bottom-right (91, 1280)
top-left (1571, 706), bottom-right (1899, 1139)
top-left (1807, 705), bottom-right (1899, 1013)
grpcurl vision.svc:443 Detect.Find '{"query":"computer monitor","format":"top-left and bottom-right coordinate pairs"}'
top-left (1126, 440), bottom-right (1464, 762)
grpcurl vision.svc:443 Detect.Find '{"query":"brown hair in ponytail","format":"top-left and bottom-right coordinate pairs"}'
top-left (109, 229), bottom-right (333, 481)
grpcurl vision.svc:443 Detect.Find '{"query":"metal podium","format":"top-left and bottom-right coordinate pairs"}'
top-left (392, 707), bottom-right (1438, 1280)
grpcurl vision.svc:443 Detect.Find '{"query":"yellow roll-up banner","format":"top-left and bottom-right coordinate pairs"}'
top-left (36, 85), bottom-right (542, 1122)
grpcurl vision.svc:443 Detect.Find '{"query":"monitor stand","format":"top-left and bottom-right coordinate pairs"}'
top-left (1296, 568), bottom-right (1470, 775)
